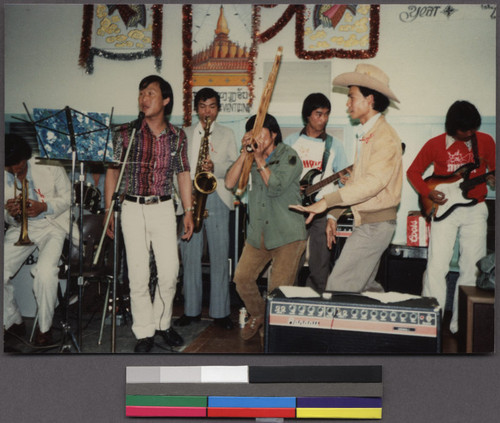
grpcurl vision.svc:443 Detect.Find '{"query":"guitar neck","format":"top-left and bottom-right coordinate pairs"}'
top-left (305, 165), bottom-right (353, 196)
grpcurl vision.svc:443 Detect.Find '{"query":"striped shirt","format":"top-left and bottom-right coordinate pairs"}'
top-left (113, 119), bottom-right (190, 196)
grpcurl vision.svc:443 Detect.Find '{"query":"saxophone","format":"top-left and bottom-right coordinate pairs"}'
top-left (14, 176), bottom-right (34, 246)
top-left (192, 117), bottom-right (217, 233)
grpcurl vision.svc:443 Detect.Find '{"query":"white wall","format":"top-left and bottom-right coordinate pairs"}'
top-left (4, 3), bottom-right (496, 244)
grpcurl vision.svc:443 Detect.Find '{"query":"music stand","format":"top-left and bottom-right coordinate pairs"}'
top-left (17, 104), bottom-right (113, 352)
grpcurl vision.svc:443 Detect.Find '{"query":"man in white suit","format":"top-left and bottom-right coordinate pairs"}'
top-left (4, 134), bottom-right (72, 346)
top-left (176, 88), bottom-right (238, 329)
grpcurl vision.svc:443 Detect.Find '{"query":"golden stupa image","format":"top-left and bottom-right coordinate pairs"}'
top-left (192, 5), bottom-right (251, 86)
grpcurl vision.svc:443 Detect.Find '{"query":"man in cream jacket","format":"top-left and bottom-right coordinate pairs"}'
top-left (291, 64), bottom-right (403, 293)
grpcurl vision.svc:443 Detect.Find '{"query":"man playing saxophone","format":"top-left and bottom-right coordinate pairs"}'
top-left (176, 88), bottom-right (238, 330)
top-left (4, 134), bottom-right (72, 347)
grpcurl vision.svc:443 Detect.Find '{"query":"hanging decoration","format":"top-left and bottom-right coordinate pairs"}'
top-left (79, 4), bottom-right (163, 74)
top-left (296, 4), bottom-right (380, 60)
top-left (182, 4), bottom-right (256, 126)
top-left (255, 5), bottom-right (304, 43)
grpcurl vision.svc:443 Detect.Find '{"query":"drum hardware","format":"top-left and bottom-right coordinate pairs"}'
top-left (74, 181), bottom-right (102, 214)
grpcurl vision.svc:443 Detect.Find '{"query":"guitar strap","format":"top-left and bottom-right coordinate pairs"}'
top-left (321, 134), bottom-right (333, 176)
top-left (470, 132), bottom-right (480, 170)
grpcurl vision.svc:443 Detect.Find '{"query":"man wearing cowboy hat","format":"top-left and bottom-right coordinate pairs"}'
top-left (290, 64), bottom-right (403, 294)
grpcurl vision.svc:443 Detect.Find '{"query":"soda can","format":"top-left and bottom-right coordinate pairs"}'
top-left (239, 307), bottom-right (248, 328)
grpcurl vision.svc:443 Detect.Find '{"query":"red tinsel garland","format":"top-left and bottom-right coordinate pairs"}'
top-left (256, 5), bottom-right (304, 44)
top-left (78, 4), bottom-right (94, 68)
top-left (182, 4), bottom-right (193, 127)
top-left (151, 5), bottom-right (163, 58)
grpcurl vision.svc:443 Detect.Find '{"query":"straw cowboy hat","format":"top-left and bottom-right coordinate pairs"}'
top-left (333, 64), bottom-right (400, 103)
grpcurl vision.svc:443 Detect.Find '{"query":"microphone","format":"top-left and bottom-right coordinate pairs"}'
top-left (135, 112), bottom-right (145, 130)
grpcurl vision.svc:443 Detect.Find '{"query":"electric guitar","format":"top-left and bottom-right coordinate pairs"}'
top-left (300, 165), bottom-right (353, 206)
top-left (419, 164), bottom-right (495, 221)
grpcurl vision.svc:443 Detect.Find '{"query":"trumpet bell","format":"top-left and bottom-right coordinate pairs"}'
top-left (15, 232), bottom-right (34, 246)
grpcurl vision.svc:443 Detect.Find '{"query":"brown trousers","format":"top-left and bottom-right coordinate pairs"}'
top-left (233, 238), bottom-right (306, 318)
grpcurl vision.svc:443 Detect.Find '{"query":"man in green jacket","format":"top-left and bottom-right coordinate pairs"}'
top-left (225, 114), bottom-right (306, 342)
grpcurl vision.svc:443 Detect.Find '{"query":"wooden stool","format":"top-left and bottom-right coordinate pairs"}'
top-left (458, 286), bottom-right (494, 353)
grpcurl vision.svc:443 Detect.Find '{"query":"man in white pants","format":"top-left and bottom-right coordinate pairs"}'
top-left (407, 101), bottom-right (496, 333)
top-left (105, 75), bottom-right (194, 353)
top-left (4, 134), bottom-right (72, 347)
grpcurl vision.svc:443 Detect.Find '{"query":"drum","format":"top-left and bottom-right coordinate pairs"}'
top-left (74, 182), bottom-right (102, 214)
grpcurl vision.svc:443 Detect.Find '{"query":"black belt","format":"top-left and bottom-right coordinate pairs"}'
top-left (124, 194), bottom-right (171, 205)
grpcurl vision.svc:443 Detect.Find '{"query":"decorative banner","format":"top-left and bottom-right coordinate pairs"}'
top-left (183, 4), bottom-right (379, 124)
top-left (296, 4), bottom-right (379, 60)
top-left (79, 4), bottom-right (163, 74)
top-left (183, 4), bottom-right (256, 126)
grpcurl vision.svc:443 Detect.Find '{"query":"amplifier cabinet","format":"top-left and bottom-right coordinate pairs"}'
top-left (265, 289), bottom-right (441, 354)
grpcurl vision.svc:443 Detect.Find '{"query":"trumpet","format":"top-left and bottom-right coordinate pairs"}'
top-left (13, 176), bottom-right (34, 246)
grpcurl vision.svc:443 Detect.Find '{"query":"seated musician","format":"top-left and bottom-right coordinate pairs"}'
top-left (225, 114), bottom-right (307, 342)
top-left (3, 134), bottom-right (72, 347)
top-left (290, 64), bottom-right (403, 295)
top-left (407, 101), bottom-right (495, 333)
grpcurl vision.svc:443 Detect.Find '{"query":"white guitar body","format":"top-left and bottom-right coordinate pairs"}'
top-left (433, 180), bottom-right (477, 221)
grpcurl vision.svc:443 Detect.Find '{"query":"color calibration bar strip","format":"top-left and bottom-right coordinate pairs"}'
top-left (126, 396), bottom-right (382, 419)
top-left (126, 366), bottom-right (383, 420)
top-left (126, 365), bottom-right (382, 384)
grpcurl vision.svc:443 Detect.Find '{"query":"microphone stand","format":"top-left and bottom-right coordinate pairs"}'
top-left (93, 112), bottom-right (144, 352)
top-left (61, 108), bottom-right (82, 353)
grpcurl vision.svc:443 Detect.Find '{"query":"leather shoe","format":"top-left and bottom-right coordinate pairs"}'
top-left (174, 314), bottom-right (201, 327)
top-left (156, 327), bottom-right (184, 347)
top-left (240, 315), bottom-right (264, 341)
top-left (213, 316), bottom-right (234, 330)
top-left (34, 328), bottom-right (53, 347)
top-left (5, 322), bottom-right (26, 337)
top-left (134, 337), bottom-right (154, 353)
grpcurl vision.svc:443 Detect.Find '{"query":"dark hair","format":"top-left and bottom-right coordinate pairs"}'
top-left (358, 86), bottom-right (390, 113)
top-left (301, 93), bottom-right (331, 123)
top-left (5, 134), bottom-right (32, 166)
top-left (245, 114), bottom-right (282, 146)
top-left (445, 101), bottom-right (482, 136)
top-left (139, 75), bottom-right (173, 116)
top-left (194, 88), bottom-right (221, 111)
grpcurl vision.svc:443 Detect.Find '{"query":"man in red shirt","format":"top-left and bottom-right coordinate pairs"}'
top-left (407, 101), bottom-right (495, 334)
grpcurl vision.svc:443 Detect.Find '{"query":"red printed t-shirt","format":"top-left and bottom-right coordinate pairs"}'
top-left (407, 131), bottom-right (495, 202)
